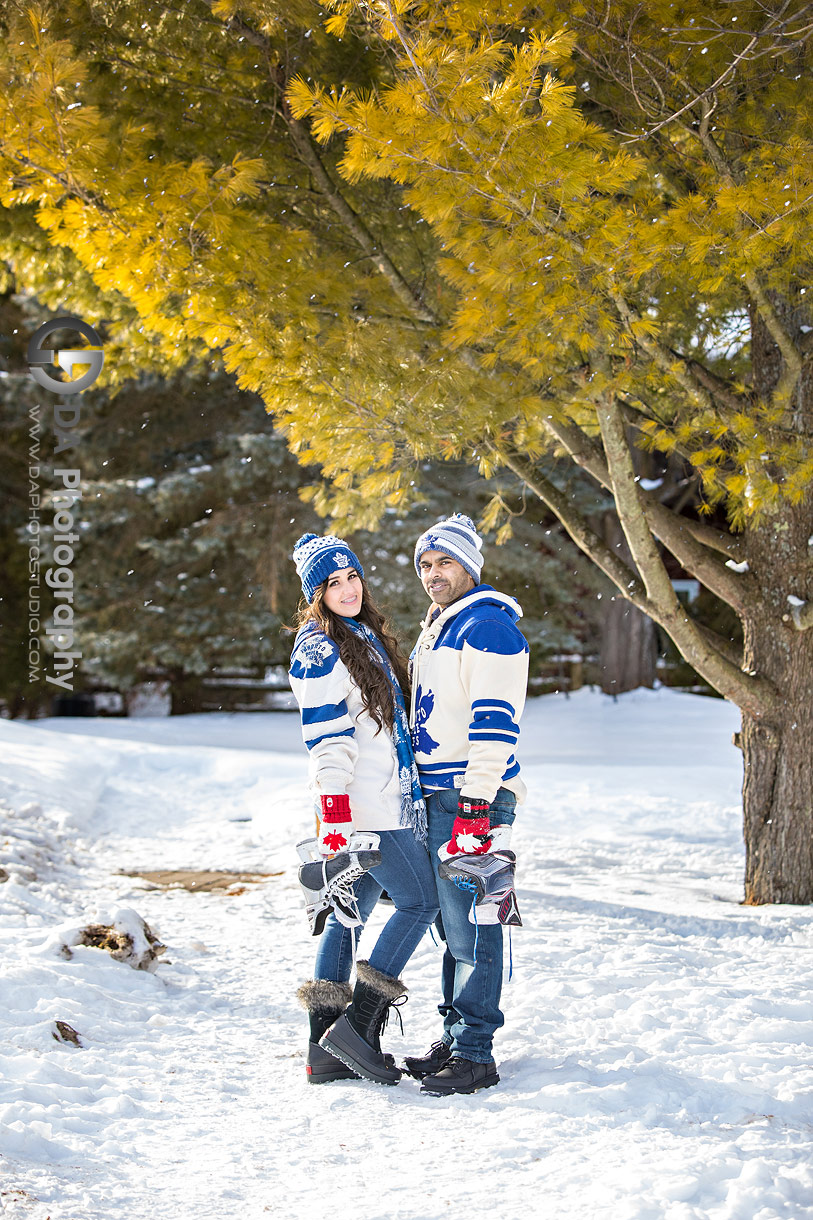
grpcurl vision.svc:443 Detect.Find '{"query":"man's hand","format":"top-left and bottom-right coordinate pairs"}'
top-left (447, 796), bottom-right (492, 855)
top-left (317, 794), bottom-right (353, 857)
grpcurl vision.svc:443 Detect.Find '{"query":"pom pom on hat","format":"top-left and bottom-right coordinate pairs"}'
top-left (413, 512), bottom-right (484, 584)
top-left (294, 532), bottom-right (319, 549)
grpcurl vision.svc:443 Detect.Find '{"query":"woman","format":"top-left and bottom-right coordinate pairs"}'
top-left (288, 531), bottom-right (439, 1087)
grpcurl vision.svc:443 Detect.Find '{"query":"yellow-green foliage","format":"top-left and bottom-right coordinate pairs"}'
top-left (0, 0), bottom-right (810, 530)
top-left (290, 0), bottom-right (812, 525)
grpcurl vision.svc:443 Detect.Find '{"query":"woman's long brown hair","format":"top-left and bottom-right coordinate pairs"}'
top-left (294, 577), bottom-right (411, 735)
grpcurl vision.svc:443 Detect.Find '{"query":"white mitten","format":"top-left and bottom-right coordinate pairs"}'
top-left (488, 824), bottom-right (513, 853)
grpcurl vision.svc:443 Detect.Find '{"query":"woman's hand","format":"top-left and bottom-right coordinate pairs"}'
top-left (317, 794), bottom-right (354, 856)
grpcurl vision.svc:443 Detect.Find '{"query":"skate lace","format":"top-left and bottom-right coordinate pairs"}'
top-left (448, 874), bottom-right (515, 982)
top-left (330, 874), bottom-right (363, 925)
top-left (327, 864), bottom-right (366, 973)
top-left (449, 875), bottom-right (480, 964)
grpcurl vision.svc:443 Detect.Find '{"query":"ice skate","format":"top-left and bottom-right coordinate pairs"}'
top-left (297, 833), bottom-right (381, 936)
top-left (438, 848), bottom-right (522, 927)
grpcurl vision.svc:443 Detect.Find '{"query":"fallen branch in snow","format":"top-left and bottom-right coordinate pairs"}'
top-left (54, 908), bottom-right (167, 972)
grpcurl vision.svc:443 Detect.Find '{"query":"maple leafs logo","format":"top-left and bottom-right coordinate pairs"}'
top-left (411, 687), bottom-right (440, 754)
top-left (299, 634), bottom-right (333, 668)
top-left (323, 831), bottom-right (348, 852)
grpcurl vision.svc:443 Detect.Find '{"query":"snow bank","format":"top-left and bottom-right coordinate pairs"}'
top-left (1, 691), bottom-right (812, 1220)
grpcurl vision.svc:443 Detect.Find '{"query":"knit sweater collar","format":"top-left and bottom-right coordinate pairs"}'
top-left (419, 583), bottom-right (523, 632)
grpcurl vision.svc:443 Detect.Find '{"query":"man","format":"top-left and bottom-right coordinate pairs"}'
top-left (405, 512), bottom-right (529, 1096)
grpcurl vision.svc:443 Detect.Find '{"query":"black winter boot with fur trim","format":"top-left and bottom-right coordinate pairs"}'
top-left (321, 961), bottom-right (406, 1085)
top-left (297, 979), bottom-right (357, 1084)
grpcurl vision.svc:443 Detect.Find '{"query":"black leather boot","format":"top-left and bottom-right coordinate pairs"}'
top-left (321, 961), bottom-right (406, 1085)
top-left (297, 979), bottom-right (357, 1083)
top-left (420, 1056), bottom-right (500, 1096)
top-left (403, 1039), bottom-right (453, 1080)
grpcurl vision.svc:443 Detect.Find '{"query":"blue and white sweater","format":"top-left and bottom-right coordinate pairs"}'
top-left (409, 585), bottom-right (529, 803)
top-left (288, 626), bottom-right (407, 833)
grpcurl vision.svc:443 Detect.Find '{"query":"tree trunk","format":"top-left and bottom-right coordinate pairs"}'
top-left (741, 502), bottom-right (813, 903)
top-left (168, 671), bottom-right (207, 716)
top-left (741, 298), bottom-right (813, 904)
top-left (599, 512), bottom-right (658, 694)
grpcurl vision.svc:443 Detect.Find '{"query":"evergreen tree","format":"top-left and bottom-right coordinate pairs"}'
top-left (0, 1), bottom-right (810, 900)
top-left (71, 369), bottom-right (321, 711)
top-left (77, 412), bottom-right (609, 705)
top-left (290, 1), bottom-right (813, 905)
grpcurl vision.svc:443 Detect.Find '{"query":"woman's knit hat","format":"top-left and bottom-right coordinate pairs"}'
top-left (292, 532), bottom-right (364, 604)
top-left (413, 513), bottom-right (484, 584)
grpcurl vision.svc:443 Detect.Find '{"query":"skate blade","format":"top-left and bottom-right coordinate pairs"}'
top-left (498, 889), bottom-right (522, 926)
top-left (297, 832), bottom-right (381, 863)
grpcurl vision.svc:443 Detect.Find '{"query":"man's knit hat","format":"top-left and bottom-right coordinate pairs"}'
top-left (293, 532), bottom-right (364, 604)
top-left (413, 513), bottom-right (484, 584)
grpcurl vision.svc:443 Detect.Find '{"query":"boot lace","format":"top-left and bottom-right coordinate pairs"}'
top-left (380, 993), bottom-right (408, 1039)
top-left (446, 1056), bottom-right (480, 1075)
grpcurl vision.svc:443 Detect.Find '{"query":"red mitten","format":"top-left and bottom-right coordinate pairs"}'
top-left (446, 797), bottom-right (492, 855)
top-left (318, 794), bottom-right (353, 857)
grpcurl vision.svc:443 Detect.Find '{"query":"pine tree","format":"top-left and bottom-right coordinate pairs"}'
top-left (0, 1), bottom-right (811, 901)
top-left (69, 369), bottom-right (322, 711)
top-left (289, 0), bottom-right (813, 906)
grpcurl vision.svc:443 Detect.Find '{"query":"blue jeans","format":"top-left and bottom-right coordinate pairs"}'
top-left (427, 786), bottom-right (517, 1064)
top-left (314, 829), bottom-right (439, 983)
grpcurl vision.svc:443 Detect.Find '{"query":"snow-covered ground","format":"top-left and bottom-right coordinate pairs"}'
top-left (2, 689), bottom-right (812, 1220)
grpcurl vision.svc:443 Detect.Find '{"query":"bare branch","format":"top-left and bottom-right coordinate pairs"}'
top-left (492, 444), bottom-right (654, 609)
top-left (654, 510), bottom-right (744, 563)
top-left (620, 1), bottom-right (804, 142)
top-left (540, 409), bottom-right (747, 568)
top-left (596, 394), bottom-right (776, 717)
top-left (644, 498), bottom-right (754, 614)
top-left (283, 109), bottom-right (441, 325)
top-left (598, 393), bottom-right (688, 609)
top-left (789, 600), bottom-right (813, 632)
top-left (669, 350), bottom-right (750, 416)
top-left (610, 287), bottom-right (717, 416)
top-left (497, 436), bottom-right (764, 707)
top-left (215, 7), bottom-right (442, 327)
top-left (743, 271), bottom-right (804, 408)
top-left (696, 621), bottom-right (743, 670)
